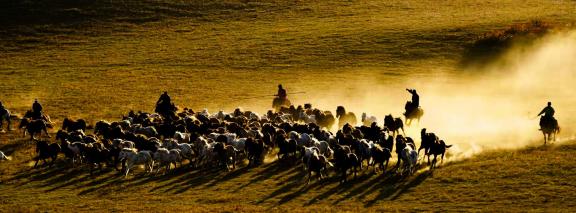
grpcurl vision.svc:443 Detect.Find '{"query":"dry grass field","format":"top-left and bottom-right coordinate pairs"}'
top-left (1, 0), bottom-right (576, 211)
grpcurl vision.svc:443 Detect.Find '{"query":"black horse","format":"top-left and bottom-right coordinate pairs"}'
top-left (19, 118), bottom-right (51, 140)
top-left (62, 118), bottom-right (87, 132)
top-left (34, 140), bottom-right (61, 168)
top-left (404, 106), bottom-right (424, 126)
top-left (272, 97), bottom-right (291, 112)
top-left (540, 116), bottom-right (560, 145)
top-left (384, 114), bottom-right (405, 137)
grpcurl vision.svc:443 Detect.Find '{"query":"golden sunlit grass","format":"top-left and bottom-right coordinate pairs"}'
top-left (1, 0), bottom-right (576, 211)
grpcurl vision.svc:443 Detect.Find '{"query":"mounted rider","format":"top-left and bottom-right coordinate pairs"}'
top-left (32, 99), bottom-right (44, 120)
top-left (538, 102), bottom-right (556, 128)
top-left (155, 91), bottom-right (175, 118)
top-left (404, 88), bottom-right (419, 115)
top-left (272, 84), bottom-right (291, 111)
top-left (276, 84), bottom-right (287, 100)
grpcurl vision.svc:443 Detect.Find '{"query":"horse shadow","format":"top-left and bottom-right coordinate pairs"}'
top-left (0, 138), bottom-right (33, 156)
top-left (234, 161), bottom-right (295, 192)
top-left (364, 170), bottom-right (431, 207)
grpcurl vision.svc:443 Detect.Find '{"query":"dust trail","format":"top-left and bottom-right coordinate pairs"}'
top-left (302, 30), bottom-right (576, 160)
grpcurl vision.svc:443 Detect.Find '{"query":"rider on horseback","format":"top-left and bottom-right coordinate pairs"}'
top-left (155, 91), bottom-right (174, 117)
top-left (32, 99), bottom-right (43, 120)
top-left (538, 102), bottom-right (556, 128)
top-left (276, 84), bottom-right (287, 100)
top-left (404, 89), bottom-right (419, 116)
top-left (272, 84), bottom-right (291, 111)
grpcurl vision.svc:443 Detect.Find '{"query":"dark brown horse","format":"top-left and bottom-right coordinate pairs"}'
top-left (34, 140), bottom-right (61, 168)
top-left (19, 118), bottom-right (51, 140)
top-left (62, 118), bottom-right (87, 132)
top-left (384, 114), bottom-right (405, 137)
top-left (540, 116), bottom-right (560, 145)
top-left (404, 107), bottom-right (424, 126)
top-left (313, 109), bottom-right (336, 130)
top-left (272, 97), bottom-right (291, 112)
top-left (336, 106), bottom-right (357, 129)
top-left (428, 140), bottom-right (452, 169)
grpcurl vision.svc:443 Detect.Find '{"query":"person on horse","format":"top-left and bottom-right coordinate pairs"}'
top-left (404, 88), bottom-right (419, 115)
top-left (155, 91), bottom-right (173, 117)
top-left (276, 84), bottom-right (287, 100)
top-left (32, 99), bottom-right (43, 120)
top-left (538, 101), bottom-right (556, 127)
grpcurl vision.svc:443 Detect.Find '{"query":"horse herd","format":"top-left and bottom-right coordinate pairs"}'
top-left (1, 104), bottom-right (451, 184)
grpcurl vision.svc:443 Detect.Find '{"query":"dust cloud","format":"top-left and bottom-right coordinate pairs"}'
top-left (302, 30), bottom-right (576, 160)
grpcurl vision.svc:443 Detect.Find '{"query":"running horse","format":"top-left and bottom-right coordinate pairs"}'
top-left (272, 97), bottom-right (291, 112)
top-left (540, 116), bottom-right (560, 145)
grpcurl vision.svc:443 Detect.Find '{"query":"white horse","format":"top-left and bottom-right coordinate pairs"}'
top-left (153, 148), bottom-right (182, 174)
top-left (399, 146), bottom-right (418, 175)
top-left (361, 112), bottom-right (377, 126)
top-left (119, 149), bottom-right (154, 177)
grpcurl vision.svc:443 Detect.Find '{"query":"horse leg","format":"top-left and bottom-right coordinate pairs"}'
top-left (383, 160), bottom-right (389, 174)
top-left (50, 155), bottom-right (57, 167)
top-left (431, 155), bottom-right (438, 169)
top-left (43, 126), bottom-right (51, 138)
top-left (34, 158), bottom-right (40, 168)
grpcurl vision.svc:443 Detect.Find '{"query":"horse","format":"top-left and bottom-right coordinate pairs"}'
top-left (336, 106), bottom-right (357, 129)
top-left (540, 116), bottom-right (560, 145)
top-left (34, 140), bottom-right (61, 168)
top-left (272, 97), bottom-right (291, 112)
top-left (404, 107), bottom-right (424, 126)
top-left (428, 140), bottom-right (452, 169)
top-left (384, 114), bottom-right (405, 137)
top-left (334, 144), bottom-right (360, 183)
top-left (313, 109), bottom-right (335, 130)
top-left (19, 118), bottom-right (51, 140)
top-left (0, 108), bottom-right (12, 132)
top-left (394, 135), bottom-right (418, 175)
top-left (62, 118), bottom-right (87, 132)
top-left (419, 128), bottom-right (438, 163)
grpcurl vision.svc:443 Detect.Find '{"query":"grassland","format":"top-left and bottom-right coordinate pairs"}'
top-left (1, 0), bottom-right (576, 211)
top-left (1, 0), bottom-right (576, 121)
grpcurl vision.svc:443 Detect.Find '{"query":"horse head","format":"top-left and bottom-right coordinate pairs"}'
top-left (336, 106), bottom-right (345, 118)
